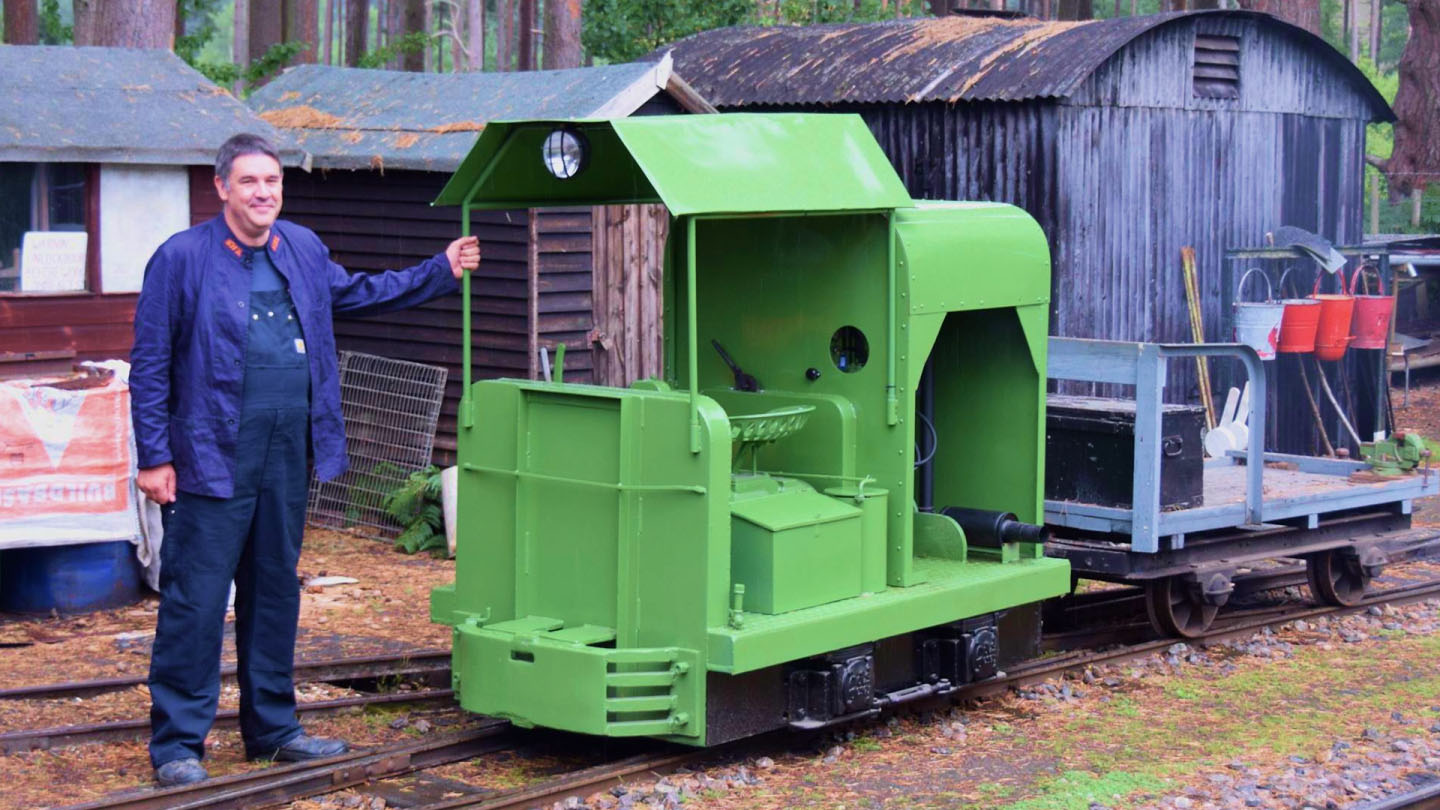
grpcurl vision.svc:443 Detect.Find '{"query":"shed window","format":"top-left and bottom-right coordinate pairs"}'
top-left (1193, 35), bottom-right (1240, 100)
top-left (0, 163), bottom-right (92, 294)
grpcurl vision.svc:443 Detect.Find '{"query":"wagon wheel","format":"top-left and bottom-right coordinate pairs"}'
top-left (1306, 548), bottom-right (1370, 607)
top-left (1145, 576), bottom-right (1218, 639)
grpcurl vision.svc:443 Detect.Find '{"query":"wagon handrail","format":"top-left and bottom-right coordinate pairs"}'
top-left (1046, 338), bottom-right (1266, 553)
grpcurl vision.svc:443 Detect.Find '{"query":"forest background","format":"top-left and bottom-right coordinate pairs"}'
top-left (1, 0), bottom-right (1436, 233)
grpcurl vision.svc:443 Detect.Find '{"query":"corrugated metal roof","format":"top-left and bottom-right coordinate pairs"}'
top-left (658, 10), bottom-right (1392, 117)
top-left (248, 57), bottom-right (688, 172)
top-left (0, 45), bottom-right (306, 166)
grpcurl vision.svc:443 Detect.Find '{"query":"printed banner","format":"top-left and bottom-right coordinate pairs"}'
top-left (0, 378), bottom-right (138, 548)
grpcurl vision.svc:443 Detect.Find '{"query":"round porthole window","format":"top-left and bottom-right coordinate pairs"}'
top-left (830, 326), bottom-right (869, 373)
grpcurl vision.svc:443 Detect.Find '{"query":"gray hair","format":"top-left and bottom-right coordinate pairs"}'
top-left (215, 133), bottom-right (281, 186)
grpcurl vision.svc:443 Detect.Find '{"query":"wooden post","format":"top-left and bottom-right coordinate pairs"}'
top-left (1369, 170), bottom-right (1380, 235)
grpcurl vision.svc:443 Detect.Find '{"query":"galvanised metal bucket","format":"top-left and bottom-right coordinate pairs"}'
top-left (1232, 268), bottom-right (1282, 360)
top-left (1277, 268), bottom-right (1321, 353)
top-left (1310, 269), bottom-right (1355, 362)
top-left (1349, 269), bottom-right (1395, 351)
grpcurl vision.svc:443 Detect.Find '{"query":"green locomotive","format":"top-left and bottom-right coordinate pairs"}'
top-left (429, 113), bottom-right (1070, 745)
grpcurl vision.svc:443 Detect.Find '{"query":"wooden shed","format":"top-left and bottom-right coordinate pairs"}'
top-left (663, 11), bottom-right (1393, 452)
top-left (0, 46), bottom-right (303, 377)
top-left (249, 58), bottom-right (712, 463)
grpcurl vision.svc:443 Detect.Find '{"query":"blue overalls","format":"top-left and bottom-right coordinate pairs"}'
top-left (148, 248), bottom-right (312, 767)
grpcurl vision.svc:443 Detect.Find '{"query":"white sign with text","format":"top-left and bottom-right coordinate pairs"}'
top-left (20, 231), bottom-right (87, 292)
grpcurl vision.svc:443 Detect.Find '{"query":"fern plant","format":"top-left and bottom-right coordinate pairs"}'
top-left (382, 465), bottom-right (447, 555)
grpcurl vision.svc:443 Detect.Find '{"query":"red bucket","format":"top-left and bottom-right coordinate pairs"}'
top-left (1277, 268), bottom-right (1321, 353)
top-left (1310, 270), bottom-right (1354, 362)
top-left (1349, 269), bottom-right (1395, 351)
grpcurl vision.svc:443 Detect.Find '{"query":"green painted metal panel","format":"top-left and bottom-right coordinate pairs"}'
top-left (670, 213), bottom-right (924, 588)
top-left (898, 202), bottom-right (1051, 321)
top-left (730, 480), bottom-right (863, 614)
top-left (609, 114), bottom-right (912, 215)
top-left (432, 114), bottom-right (912, 215)
top-left (456, 625), bottom-right (703, 740)
top-left (707, 555), bottom-right (1070, 674)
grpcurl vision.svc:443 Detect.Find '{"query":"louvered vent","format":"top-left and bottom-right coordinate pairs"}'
top-left (1193, 35), bottom-right (1240, 99)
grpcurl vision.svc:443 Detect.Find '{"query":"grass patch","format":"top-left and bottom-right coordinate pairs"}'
top-left (995, 769), bottom-right (1169, 810)
top-left (851, 735), bottom-right (883, 752)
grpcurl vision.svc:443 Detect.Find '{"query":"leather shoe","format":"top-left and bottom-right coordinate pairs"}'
top-left (155, 757), bottom-right (208, 786)
top-left (269, 733), bottom-right (349, 762)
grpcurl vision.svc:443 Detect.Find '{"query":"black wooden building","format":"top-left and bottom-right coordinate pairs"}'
top-left (663, 11), bottom-right (1393, 450)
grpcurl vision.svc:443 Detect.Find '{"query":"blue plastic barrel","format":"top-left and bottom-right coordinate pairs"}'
top-left (0, 541), bottom-right (144, 614)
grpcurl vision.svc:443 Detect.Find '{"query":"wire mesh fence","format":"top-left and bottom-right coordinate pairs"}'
top-left (306, 351), bottom-right (448, 540)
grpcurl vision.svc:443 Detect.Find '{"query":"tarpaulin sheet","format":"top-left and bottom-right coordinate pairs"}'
top-left (0, 376), bottom-right (139, 548)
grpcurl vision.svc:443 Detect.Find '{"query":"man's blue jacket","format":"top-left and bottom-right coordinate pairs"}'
top-left (130, 215), bottom-right (459, 498)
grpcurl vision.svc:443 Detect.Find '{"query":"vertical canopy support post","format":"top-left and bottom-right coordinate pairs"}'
top-left (686, 216), bottom-right (701, 453)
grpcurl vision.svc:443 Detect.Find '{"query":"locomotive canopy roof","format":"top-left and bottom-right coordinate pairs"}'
top-left (432, 113), bottom-right (913, 215)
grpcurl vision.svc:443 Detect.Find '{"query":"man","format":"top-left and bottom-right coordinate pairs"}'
top-left (130, 133), bottom-right (480, 787)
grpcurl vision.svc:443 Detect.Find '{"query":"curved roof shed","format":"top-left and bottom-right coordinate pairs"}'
top-left (661, 11), bottom-right (1391, 452)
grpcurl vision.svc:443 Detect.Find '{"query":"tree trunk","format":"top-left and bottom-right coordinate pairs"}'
top-left (395, 0), bottom-right (423, 70)
top-left (234, 0), bottom-right (250, 91)
top-left (344, 0), bottom-right (368, 65)
top-left (250, 0), bottom-right (283, 63)
top-left (384, 0), bottom-right (403, 67)
top-left (1383, 0), bottom-right (1440, 196)
top-left (73, 0), bottom-right (99, 45)
top-left (1369, 0), bottom-right (1381, 64)
top-left (928, 0), bottom-right (950, 15)
top-left (1234, 0), bottom-right (1321, 35)
top-left (1058, 0), bottom-right (1094, 18)
top-left (517, 0), bottom-right (535, 70)
top-left (1348, 0), bottom-right (1361, 62)
top-left (495, 0), bottom-right (511, 70)
top-left (4, 0), bottom-right (39, 44)
top-left (285, 0), bottom-right (319, 64)
top-left (95, 0), bottom-right (176, 47)
top-left (466, 0), bottom-right (484, 70)
top-left (542, 0), bottom-right (582, 69)
top-left (323, 0), bottom-right (335, 64)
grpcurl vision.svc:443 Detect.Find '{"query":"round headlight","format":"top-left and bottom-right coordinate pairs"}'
top-left (542, 128), bottom-right (587, 180)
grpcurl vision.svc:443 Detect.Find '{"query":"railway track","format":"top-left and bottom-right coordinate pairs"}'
top-left (1354, 780), bottom-right (1440, 810)
top-left (1, 688), bottom-right (457, 754)
top-left (0, 648), bottom-right (451, 702)
top-left (54, 575), bottom-right (1440, 810)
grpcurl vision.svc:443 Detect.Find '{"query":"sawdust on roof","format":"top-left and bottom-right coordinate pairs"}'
top-left (431, 121), bottom-right (485, 133)
top-left (955, 20), bottom-right (1085, 98)
top-left (259, 105), bottom-right (349, 129)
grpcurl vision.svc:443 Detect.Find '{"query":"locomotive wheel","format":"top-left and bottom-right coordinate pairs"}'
top-left (1145, 576), bottom-right (1217, 639)
top-left (1306, 549), bottom-right (1370, 607)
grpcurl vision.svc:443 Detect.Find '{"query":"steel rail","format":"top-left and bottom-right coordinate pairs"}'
top-left (409, 750), bottom-right (712, 810)
top-left (2, 689), bottom-right (456, 754)
top-left (0, 649), bottom-right (451, 703)
top-left (1351, 780), bottom-right (1440, 810)
top-left (57, 724), bottom-right (512, 810)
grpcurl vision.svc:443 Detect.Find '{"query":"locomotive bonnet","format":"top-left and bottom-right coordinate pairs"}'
top-left (429, 113), bottom-right (1071, 745)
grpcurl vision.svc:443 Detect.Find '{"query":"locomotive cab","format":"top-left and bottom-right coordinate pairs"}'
top-left (429, 114), bottom-right (1070, 745)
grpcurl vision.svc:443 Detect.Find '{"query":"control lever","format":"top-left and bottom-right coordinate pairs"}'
top-left (711, 340), bottom-right (760, 392)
